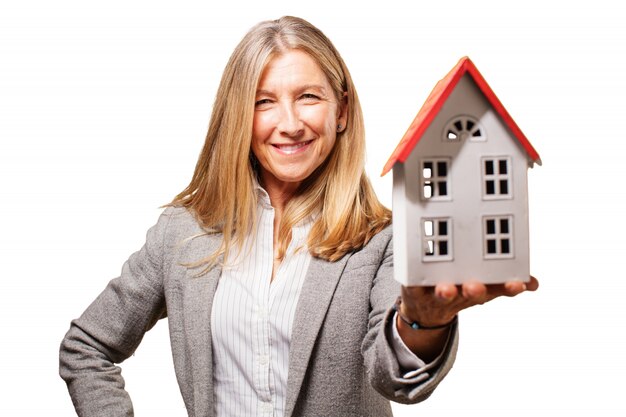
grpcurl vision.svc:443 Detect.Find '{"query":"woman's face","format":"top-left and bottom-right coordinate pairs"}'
top-left (251, 49), bottom-right (347, 196)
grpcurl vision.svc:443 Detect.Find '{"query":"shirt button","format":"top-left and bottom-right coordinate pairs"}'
top-left (259, 355), bottom-right (269, 365)
top-left (261, 402), bottom-right (273, 412)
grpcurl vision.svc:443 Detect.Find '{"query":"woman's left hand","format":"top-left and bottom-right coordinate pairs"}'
top-left (400, 276), bottom-right (540, 328)
top-left (396, 277), bottom-right (539, 360)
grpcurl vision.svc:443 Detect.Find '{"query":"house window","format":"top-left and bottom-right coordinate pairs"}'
top-left (421, 158), bottom-right (451, 200)
top-left (483, 215), bottom-right (514, 259)
top-left (443, 115), bottom-right (486, 142)
top-left (482, 157), bottom-right (512, 199)
top-left (422, 218), bottom-right (453, 262)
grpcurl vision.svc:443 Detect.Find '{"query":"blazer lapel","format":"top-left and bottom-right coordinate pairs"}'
top-left (284, 253), bottom-right (351, 417)
top-left (180, 233), bottom-right (223, 417)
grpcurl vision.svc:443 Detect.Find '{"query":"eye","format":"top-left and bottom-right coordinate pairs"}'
top-left (300, 93), bottom-right (320, 101)
top-left (255, 98), bottom-right (272, 108)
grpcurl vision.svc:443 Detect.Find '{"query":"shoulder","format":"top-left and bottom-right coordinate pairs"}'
top-left (369, 224), bottom-right (393, 245)
top-left (343, 224), bottom-right (393, 268)
top-left (159, 206), bottom-right (203, 233)
top-left (160, 205), bottom-right (198, 224)
top-left (363, 224), bottom-right (393, 255)
top-left (149, 206), bottom-right (207, 251)
top-left (154, 206), bottom-right (225, 267)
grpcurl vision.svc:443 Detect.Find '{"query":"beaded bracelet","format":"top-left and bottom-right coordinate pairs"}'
top-left (392, 296), bottom-right (458, 330)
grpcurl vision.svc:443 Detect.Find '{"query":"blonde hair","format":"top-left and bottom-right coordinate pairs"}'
top-left (169, 16), bottom-right (391, 270)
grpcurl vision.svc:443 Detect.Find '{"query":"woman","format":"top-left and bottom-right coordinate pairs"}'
top-left (59, 16), bottom-right (537, 417)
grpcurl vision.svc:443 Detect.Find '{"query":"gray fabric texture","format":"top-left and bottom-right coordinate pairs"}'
top-left (59, 206), bottom-right (458, 417)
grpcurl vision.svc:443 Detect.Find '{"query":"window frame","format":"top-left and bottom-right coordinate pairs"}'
top-left (442, 115), bottom-right (486, 142)
top-left (422, 217), bottom-right (453, 262)
top-left (420, 158), bottom-right (452, 202)
top-left (481, 156), bottom-right (513, 200)
top-left (483, 215), bottom-right (514, 259)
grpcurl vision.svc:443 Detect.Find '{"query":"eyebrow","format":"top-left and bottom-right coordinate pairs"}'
top-left (255, 84), bottom-right (329, 97)
top-left (255, 89), bottom-right (274, 97)
top-left (297, 84), bottom-right (328, 94)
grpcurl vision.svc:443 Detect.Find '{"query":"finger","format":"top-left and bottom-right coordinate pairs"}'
top-left (434, 283), bottom-right (458, 302)
top-left (527, 276), bottom-right (539, 291)
top-left (489, 276), bottom-right (538, 298)
top-left (503, 276), bottom-right (539, 295)
top-left (502, 275), bottom-right (540, 295)
top-left (461, 280), bottom-right (488, 301)
top-left (503, 280), bottom-right (527, 296)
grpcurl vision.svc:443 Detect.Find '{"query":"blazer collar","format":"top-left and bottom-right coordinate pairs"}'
top-left (179, 230), bottom-right (351, 417)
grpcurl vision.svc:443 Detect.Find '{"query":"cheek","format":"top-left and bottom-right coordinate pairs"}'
top-left (251, 121), bottom-right (264, 156)
top-left (300, 106), bottom-right (336, 136)
top-left (252, 112), bottom-right (276, 142)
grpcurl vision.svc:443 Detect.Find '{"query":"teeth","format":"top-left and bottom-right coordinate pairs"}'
top-left (275, 141), bottom-right (310, 154)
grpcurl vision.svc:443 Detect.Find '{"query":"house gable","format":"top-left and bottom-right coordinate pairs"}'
top-left (402, 72), bottom-right (528, 208)
top-left (381, 56), bottom-right (541, 177)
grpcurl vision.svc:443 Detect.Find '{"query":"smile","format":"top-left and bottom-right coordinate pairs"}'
top-left (272, 140), bottom-right (313, 155)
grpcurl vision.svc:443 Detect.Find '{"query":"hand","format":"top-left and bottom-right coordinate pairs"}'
top-left (400, 276), bottom-right (540, 328)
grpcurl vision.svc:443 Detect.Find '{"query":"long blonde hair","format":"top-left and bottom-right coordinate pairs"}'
top-left (169, 16), bottom-right (391, 270)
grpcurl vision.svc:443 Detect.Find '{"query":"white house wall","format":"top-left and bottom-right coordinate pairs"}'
top-left (393, 163), bottom-right (418, 286)
top-left (393, 73), bottom-right (530, 285)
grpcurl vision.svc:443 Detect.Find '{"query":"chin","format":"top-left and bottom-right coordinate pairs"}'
top-left (275, 172), bottom-right (310, 184)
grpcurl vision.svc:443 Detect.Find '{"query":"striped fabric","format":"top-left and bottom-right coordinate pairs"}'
top-left (210, 185), bottom-right (424, 416)
top-left (211, 187), bottom-right (313, 417)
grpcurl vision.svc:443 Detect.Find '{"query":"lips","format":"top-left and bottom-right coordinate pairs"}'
top-left (272, 139), bottom-right (313, 155)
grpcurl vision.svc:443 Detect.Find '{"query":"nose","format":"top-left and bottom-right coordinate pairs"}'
top-left (277, 101), bottom-right (304, 138)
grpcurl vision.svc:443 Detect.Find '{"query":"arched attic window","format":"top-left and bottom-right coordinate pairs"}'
top-left (443, 115), bottom-right (485, 142)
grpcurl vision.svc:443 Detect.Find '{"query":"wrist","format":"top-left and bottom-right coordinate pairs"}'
top-left (393, 296), bottom-right (457, 331)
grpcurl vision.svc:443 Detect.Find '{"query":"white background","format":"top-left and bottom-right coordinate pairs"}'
top-left (1, 0), bottom-right (625, 415)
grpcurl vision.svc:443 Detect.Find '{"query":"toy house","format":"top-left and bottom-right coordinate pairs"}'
top-left (382, 57), bottom-right (541, 286)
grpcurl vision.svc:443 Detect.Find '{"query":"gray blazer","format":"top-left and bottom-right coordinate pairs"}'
top-left (60, 207), bottom-right (458, 417)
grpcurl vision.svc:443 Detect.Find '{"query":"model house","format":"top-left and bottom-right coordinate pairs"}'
top-left (382, 57), bottom-right (541, 285)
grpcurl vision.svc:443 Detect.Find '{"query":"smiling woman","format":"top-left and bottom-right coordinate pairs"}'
top-left (251, 50), bottom-right (347, 212)
top-left (59, 15), bottom-right (535, 417)
top-left (251, 50), bottom-right (350, 279)
top-left (168, 17), bottom-right (389, 269)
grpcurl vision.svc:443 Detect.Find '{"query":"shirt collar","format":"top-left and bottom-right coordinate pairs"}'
top-left (253, 180), bottom-right (318, 234)
top-left (253, 179), bottom-right (273, 210)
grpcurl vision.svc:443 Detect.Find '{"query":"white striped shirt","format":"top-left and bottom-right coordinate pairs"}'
top-left (210, 186), bottom-right (425, 417)
top-left (211, 186), bottom-right (313, 417)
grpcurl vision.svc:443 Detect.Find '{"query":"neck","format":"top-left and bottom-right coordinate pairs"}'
top-left (260, 174), bottom-right (300, 216)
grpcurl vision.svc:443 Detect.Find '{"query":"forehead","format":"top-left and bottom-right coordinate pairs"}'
top-left (257, 50), bottom-right (331, 90)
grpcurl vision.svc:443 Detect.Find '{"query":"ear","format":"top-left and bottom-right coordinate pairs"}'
top-left (336, 92), bottom-right (348, 133)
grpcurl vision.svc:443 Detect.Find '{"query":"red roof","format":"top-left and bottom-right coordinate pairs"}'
top-left (381, 56), bottom-right (541, 176)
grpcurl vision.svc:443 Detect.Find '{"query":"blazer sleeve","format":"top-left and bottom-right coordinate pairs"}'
top-left (59, 209), bottom-right (173, 417)
top-left (361, 234), bottom-right (459, 404)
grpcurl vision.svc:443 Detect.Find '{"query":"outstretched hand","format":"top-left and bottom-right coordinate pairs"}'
top-left (400, 276), bottom-right (540, 328)
top-left (396, 277), bottom-right (539, 361)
